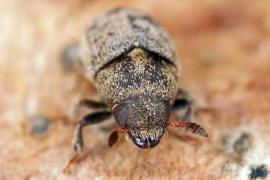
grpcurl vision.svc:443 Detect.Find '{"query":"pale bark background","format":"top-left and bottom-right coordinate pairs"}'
top-left (1, 0), bottom-right (270, 179)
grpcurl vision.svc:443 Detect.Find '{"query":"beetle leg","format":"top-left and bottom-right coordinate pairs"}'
top-left (64, 111), bottom-right (111, 173)
top-left (77, 99), bottom-right (107, 109)
top-left (108, 127), bottom-right (129, 147)
top-left (176, 89), bottom-right (194, 103)
top-left (167, 122), bottom-right (208, 137)
top-left (63, 153), bottom-right (80, 173)
top-left (73, 99), bottom-right (107, 116)
top-left (173, 88), bottom-right (194, 122)
top-left (172, 98), bottom-right (192, 123)
top-left (73, 111), bottom-right (112, 152)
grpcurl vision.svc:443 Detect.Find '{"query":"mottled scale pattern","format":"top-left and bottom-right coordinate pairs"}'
top-left (96, 48), bottom-right (178, 109)
top-left (126, 97), bottom-right (168, 130)
top-left (125, 97), bottom-right (169, 148)
top-left (79, 7), bottom-right (177, 81)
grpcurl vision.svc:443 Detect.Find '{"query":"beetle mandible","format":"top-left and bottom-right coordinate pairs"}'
top-left (71, 7), bottom-right (208, 150)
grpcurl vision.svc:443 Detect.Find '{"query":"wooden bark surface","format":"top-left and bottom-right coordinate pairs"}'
top-left (1, 0), bottom-right (270, 179)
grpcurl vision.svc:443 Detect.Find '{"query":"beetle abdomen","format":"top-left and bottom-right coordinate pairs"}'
top-left (80, 8), bottom-right (177, 82)
top-left (96, 48), bottom-right (178, 108)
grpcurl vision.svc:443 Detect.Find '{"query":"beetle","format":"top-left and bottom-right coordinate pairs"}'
top-left (71, 7), bottom-right (208, 151)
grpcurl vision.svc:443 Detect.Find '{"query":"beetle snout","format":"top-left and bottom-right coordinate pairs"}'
top-left (128, 129), bottom-right (164, 149)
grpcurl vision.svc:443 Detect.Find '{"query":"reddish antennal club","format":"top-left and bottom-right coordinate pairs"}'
top-left (108, 127), bottom-right (129, 147)
top-left (167, 122), bottom-right (208, 137)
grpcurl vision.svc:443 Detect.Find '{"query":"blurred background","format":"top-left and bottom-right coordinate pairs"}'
top-left (1, 0), bottom-right (270, 179)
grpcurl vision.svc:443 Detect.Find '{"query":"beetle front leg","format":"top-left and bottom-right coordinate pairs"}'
top-left (64, 111), bottom-right (112, 173)
top-left (172, 98), bottom-right (192, 123)
top-left (73, 99), bottom-right (108, 117)
top-left (76, 99), bottom-right (107, 109)
top-left (172, 89), bottom-right (193, 123)
top-left (173, 89), bottom-right (214, 122)
top-left (176, 89), bottom-right (194, 103)
top-left (73, 111), bottom-right (111, 151)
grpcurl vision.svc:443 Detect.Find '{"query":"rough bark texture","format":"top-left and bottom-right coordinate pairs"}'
top-left (1, 0), bottom-right (270, 179)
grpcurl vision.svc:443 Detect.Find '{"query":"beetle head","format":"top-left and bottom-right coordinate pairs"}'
top-left (113, 97), bottom-right (171, 148)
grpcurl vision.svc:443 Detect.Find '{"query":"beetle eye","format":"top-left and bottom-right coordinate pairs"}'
top-left (113, 103), bottom-right (129, 126)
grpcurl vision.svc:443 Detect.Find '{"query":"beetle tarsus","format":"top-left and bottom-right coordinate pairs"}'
top-left (63, 153), bottom-right (80, 174)
top-left (67, 111), bottom-right (112, 172)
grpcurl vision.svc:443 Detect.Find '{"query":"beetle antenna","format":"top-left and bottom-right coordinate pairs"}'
top-left (167, 122), bottom-right (208, 137)
top-left (108, 127), bottom-right (129, 147)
